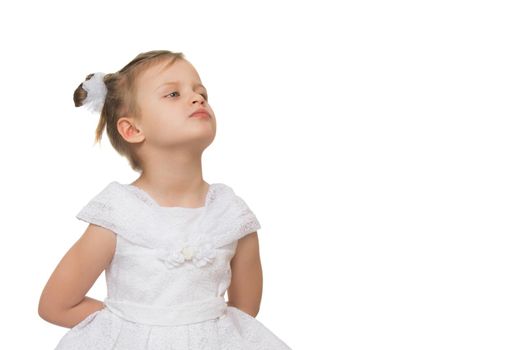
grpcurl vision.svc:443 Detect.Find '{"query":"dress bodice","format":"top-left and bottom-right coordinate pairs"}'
top-left (75, 181), bottom-right (261, 326)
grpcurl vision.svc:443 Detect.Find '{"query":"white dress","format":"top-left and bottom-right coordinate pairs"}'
top-left (54, 181), bottom-right (292, 350)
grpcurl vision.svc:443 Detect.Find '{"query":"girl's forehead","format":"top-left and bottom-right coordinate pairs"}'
top-left (141, 60), bottom-right (200, 89)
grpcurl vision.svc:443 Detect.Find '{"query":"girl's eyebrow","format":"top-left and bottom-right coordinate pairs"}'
top-left (155, 81), bottom-right (206, 91)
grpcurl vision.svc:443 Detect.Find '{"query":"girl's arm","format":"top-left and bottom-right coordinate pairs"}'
top-left (38, 224), bottom-right (116, 328)
top-left (227, 231), bottom-right (263, 317)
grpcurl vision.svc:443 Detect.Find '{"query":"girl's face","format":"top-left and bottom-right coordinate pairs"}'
top-left (133, 58), bottom-right (216, 150)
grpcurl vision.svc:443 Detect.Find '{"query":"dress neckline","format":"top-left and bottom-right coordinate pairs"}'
top-left (117, 182), bottom-right (215, 211)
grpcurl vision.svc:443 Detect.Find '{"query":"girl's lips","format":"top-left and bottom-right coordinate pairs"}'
top-left (190, 112), bottom-right (210, 118)
top-left (190, 108), bottom-right (211, 118)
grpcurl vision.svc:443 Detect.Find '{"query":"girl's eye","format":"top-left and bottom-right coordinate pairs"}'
top-left (166, 91), bottom-right (208, 101)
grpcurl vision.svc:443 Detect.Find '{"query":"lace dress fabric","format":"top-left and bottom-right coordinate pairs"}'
top-left (54, 181), bottom-right (292, 350)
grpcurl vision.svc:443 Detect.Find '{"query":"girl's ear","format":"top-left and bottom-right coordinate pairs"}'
top-left (117, 117), bottom-right (144, 143)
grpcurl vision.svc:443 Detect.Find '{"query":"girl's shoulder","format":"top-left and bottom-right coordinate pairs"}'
top-left (74, 180), bottom-right (261, 249)
top-left (76, 181), bottom-right (235, 208)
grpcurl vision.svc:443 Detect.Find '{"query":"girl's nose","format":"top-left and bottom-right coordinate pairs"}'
top-left (192, 93), bottom-right (205, 104)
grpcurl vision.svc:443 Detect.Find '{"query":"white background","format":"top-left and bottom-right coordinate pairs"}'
top-left (1, 0), bottom-right (524, 349)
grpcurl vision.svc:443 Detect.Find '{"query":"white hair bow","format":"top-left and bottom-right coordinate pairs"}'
top-left (81, 72), bottom-right (107, 114)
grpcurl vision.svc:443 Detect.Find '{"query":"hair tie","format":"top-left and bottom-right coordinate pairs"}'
top-left (81, 72), bottom-right (107, 114)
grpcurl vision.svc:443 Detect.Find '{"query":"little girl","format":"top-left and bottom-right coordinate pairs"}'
top-left (38, 50), bottom-right (292, 350)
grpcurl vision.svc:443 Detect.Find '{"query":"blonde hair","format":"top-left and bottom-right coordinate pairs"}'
top-left (73, 50), bottom-right (186, 172)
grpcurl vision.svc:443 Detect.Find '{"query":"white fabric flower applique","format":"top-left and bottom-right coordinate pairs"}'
top-left (160, 242), bottom-right (217, 268)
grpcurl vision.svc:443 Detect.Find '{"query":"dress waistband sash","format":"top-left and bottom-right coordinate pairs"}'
top-left (103, 296), bottom-right (227, 326)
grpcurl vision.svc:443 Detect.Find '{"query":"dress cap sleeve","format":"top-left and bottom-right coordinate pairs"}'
top-left (76, 183), bottom-right (118, 232)
top-left (75, 181), bottom-right (163, 249)
top-left (232, 193), bottom-right (261, 240)
top-left (201, 184), bottom-right (261, 248)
